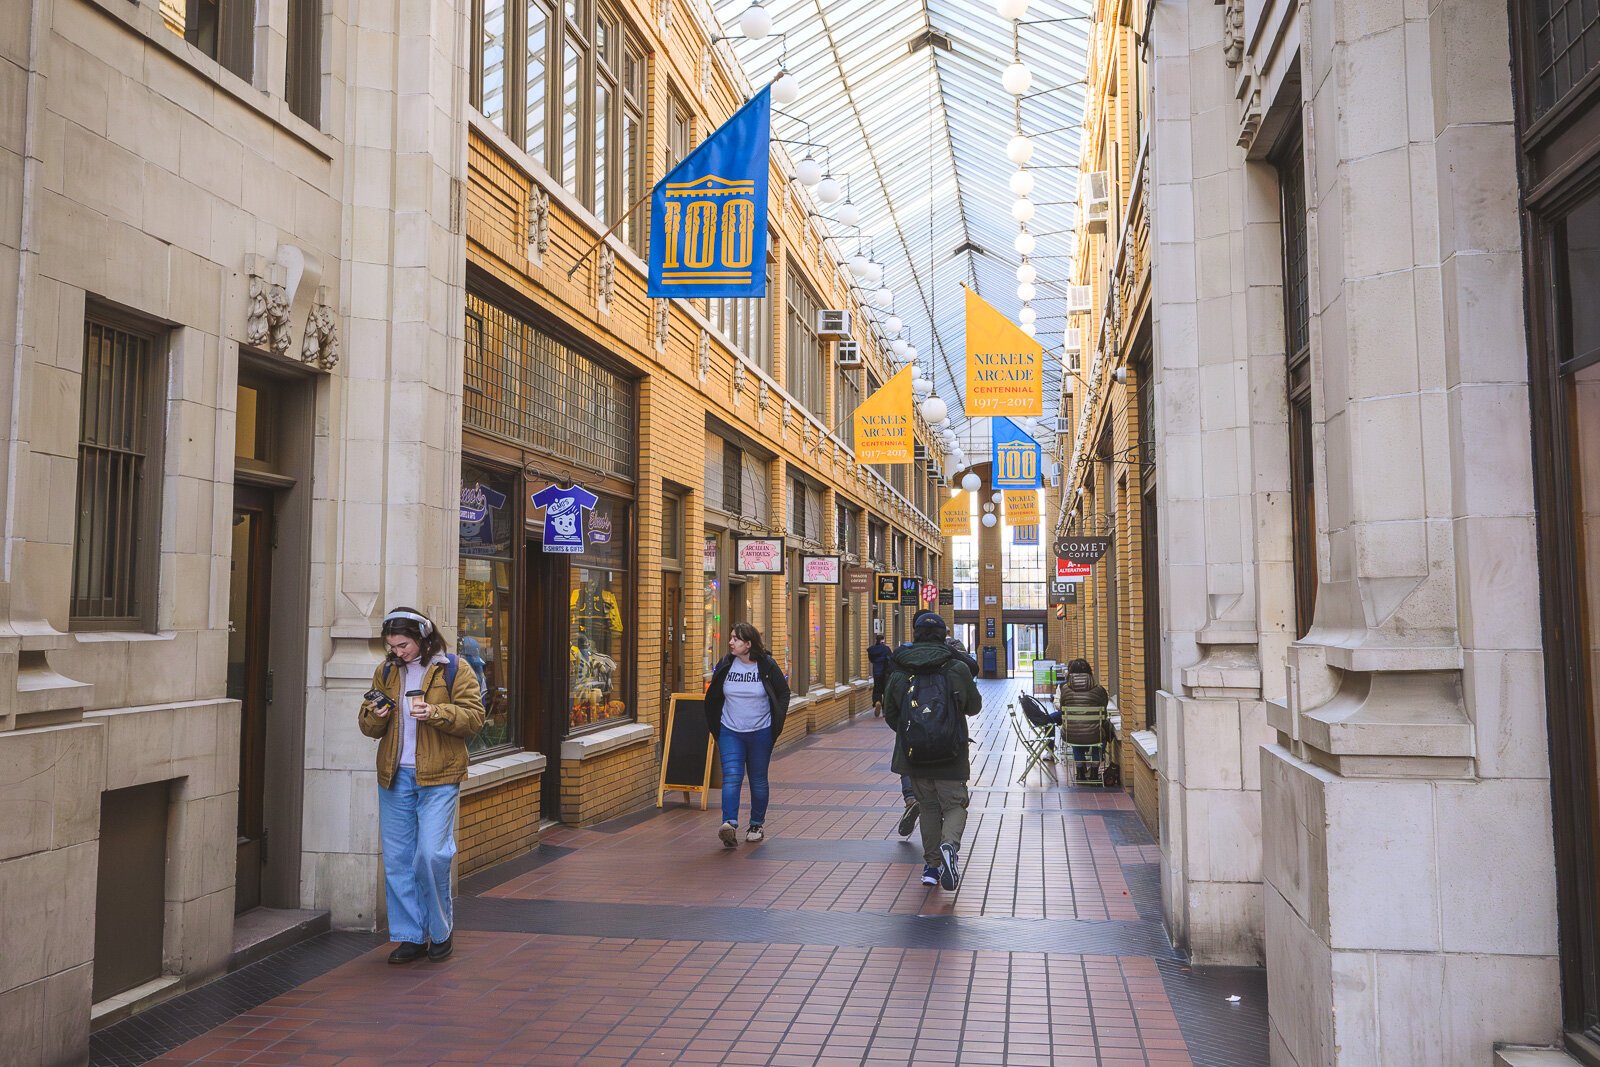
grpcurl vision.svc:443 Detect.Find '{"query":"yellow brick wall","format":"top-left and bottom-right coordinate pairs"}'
top-left (458, 776), bottom-right (541, 875)
top-left (560, 742), bottom-right (658, 827)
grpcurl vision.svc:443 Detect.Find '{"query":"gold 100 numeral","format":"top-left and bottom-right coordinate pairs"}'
top-left (661, 199), bottom-right (757, 270)
top-left (999, 447), bottom-right (1037, 482)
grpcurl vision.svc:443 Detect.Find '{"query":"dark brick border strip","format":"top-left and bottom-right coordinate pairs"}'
top-left (454, 896), bottom-right (1180, 957)
top-left (1157, 959), bottom-right (1271, 1067)
top-left (88, 931), bottom-right (385, 1067)
top-left (458, 842), bottom-right (576, 896)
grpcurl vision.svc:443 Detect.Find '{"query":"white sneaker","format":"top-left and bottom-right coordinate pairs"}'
top-left (746, 825), bottom-right (765, 843)
top-left (718, 821), bottom-right (738, 848)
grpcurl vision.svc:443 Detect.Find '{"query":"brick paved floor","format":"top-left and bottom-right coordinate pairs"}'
top-left (95, 678), bottom-right (1268, 1067)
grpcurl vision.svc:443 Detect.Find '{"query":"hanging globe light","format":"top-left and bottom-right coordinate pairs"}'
top-left (849, 253), bottom-right (871, 278)
top-left (982, 512), bottom-right (999, 527)
top-left (796, 155), bottom-right (823, 186)
top-left (1019, 304), bottom-right (1037, 324)
top-left (816, 174), bottom-right (842, 204)
top-left (1012, 197), bottom-right (1036, 223)
top-left (891, 337), bottom-right (909, 356)
top-left (997, 0), bottom-right (1030, 19)
top-left (863, 260), bottom-right (884, 287)
top-left (1010, 169), bottom-right (1035, 198)
top-left (875, 286), bottom-right (893, 306)
top-left (738, 0), bottom-right (772, 40)
top-left (992, 491), bottom-right (1004, 503)
top-left (1007, 133), bottom-right (1034, 165)
top-left (1017, 282), bottom-right (1036, 302)
top-left (1014, 230), bottom-right (1037, 256)
top-left (961, 471), bottom-right (981, 492)
top-left (1020, 321), bottom-right (1037, 337)
top-left (921, 395), bottom-right (949, 423)
top-left (885, 314), bottom-right (903, 336)
top-left (836, 199), bottom-right (861, 227)
top-left (913, 376), bottom-right (933, 398)
top-left (1016, 260), bottom-right (1037, 285)
top-left (772, 69), bottom-right (801, 105)
top-left (935, 417), bottom-right (950, 430)
top-left (1002, 61), bottom-right (1033, 96)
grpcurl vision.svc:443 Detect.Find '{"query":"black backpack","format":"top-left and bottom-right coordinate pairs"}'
top-left (900, 666), bottom-right (964, 765)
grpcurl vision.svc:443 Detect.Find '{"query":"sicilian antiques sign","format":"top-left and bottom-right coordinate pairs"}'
top-left (1054, 536), bottom-right (1112, 564)
top-left (531, 482), bottom-right (599, 554)
top-left (734, 537), bottom-right (784, 574)
top-left (801, 555), bottom-right (841, 585)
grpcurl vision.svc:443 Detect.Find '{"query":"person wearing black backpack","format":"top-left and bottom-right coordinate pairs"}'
top-left (358, 607), bottom-right (484, 964)
top-left (883, 611), bottom-right (983, 890)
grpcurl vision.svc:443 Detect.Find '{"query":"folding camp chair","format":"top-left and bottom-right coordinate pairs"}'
top-left (1010, 693), bottom-right (1060, 783)
top-left (1062, 708), bottom-right (1109, 786)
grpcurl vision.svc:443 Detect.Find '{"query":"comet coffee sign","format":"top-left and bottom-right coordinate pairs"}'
top-left (1054, 536), bottom-right (1112, 564)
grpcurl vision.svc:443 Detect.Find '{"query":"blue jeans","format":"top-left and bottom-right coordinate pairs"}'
top-left (900, 774), bottom-right (915, 801)
top-left (377, 768), bottom-right (459, 944)
top-left (719, 727), bottom-right (773, 826)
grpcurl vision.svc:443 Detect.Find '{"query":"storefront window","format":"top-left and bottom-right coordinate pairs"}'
top-left (568, 493), bottom-right (630, 730)
top-left (458, 460), bottom-right (519, 754)
top-left (808, 587), bottom-right (822, 689)
top-left (703, 534), bottom-right (722, 683)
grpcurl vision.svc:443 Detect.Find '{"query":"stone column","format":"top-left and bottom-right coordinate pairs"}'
top-left (1261, 0), bottom-right (1561, 1058)
top-left (305, 0), bottom-right (471, 928)
top-left (1148, 0), bottom-right (1285, 965)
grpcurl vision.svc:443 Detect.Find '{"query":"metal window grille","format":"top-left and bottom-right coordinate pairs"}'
top-left (1536, 0), bottom-right (1600, 116)
top-left (73, 316), bottom-right (161, 627)
top-left (1278, 127), bottom-right (1310, 364)
top-left (465, 295), bottom-right (635, 479)
top-left (662, 493), bottom-right (682, 561)
top-left (785, 263), bottom-right (824, 416)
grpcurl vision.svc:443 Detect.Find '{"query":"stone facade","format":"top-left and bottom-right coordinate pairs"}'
top-left (1145, 0), bottom-right (1564, 1059)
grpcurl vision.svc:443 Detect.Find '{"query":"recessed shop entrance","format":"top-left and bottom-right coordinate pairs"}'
top-left (525, 539), bottom-right (569, 822)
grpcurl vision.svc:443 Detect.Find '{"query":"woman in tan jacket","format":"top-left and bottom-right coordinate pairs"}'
top-left (359, 607), bottom-right (484, 964)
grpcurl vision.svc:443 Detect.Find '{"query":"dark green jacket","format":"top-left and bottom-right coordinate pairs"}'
top-left (883, 641), bottom-right (982, 780)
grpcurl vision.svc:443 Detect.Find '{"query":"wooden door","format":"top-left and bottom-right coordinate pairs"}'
top-left (228, 486), bottom-right (273, 914)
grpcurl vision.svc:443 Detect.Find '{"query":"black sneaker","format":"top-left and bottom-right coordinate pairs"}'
top-left (897, 799), bottom-right (921, 837)
top-left (426, 936), bottom-right (453, 962)
top-left (939, 843), bottom-right (961, 891)
top-left (387, 941), bottom-right (426, 964)
top-left (921, 865), bottom-right (940, 886)
top-left (746, 825), bottom-right (765, 843)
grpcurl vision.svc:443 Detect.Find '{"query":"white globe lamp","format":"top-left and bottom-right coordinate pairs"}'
top-left (864, 260), bottom-right (884, 287)
top-left (913, 375), bottom-right (933, 398)
top-left (738, 0), bottom-right (772, 40)
top-left (1002, 61), bottom-right (1033, 96)
top-left (982, 513), bottom-right (999, 527)
top-left (772, 70), bottom-right (801, 105)
top-left (1011, 198), bottom-right (1036, 223)
top-left (891, 337), bottom-right (909, 356)
top-left (796, 156), bottom-right (823, 186)
top-left (816, 175), bottom-right (842, 204)
top-left (875, 287), bottom-right (893, 306)
top-left (849, 253), bottom-right (870, 278)
top-left (1017, 282), bottom-right (1036, 302)
top-left (1014, 230), bottom-right (1037, 256)
top-left (992, 491), bottom-right (1004, 503)
top-left (1009, 169), bottom-right (1035, 197)
top-left (1016, 261), bottom-right (1037, 285)
top-left (1019, 304), bottom-right (1037, 324)
top-left (997, 0), bottom-right (1030, 19)
top-left (921, 395), bottom-right (949, 423)
top-left (961, 472), bottom-right (981, 492)
top-left (1007, 134), bottom-right (1034, 165)
top-left (836, 200), bottom-right (861, 227)
top-left (1021, 321), bottom-right (1037, 336)
top-left (885, 315), bottom-right (903, 336)
top-left (935, 417), bottom-right (950, 430)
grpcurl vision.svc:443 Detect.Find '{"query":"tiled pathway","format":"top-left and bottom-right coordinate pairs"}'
top-left (93, 679), bottom-right (1268, 1066)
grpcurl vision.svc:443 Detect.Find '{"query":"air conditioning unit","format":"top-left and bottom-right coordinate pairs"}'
top-left (817, 309), bottom-right (851, 337)
top-left (1084, 170), bottom-right (1110, 234)
top-left (836, 339), bottom-right (862, 367)
top-left (1063, 326), bottom-right (1083, 353)
top-left (1067, 285), bottom-right (1093, 315)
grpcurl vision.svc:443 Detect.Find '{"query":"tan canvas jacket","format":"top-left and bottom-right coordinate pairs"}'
top-left (357, 654), bottom-right (486, 788)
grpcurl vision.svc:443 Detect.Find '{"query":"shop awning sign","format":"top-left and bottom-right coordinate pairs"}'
top-left (1054, 536), bottom-right (1112, 564)
top-left (845, 565), bottom-right (875, 593)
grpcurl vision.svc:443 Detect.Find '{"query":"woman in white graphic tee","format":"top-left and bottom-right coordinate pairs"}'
top-left (703, 623), bottom-right (791, 848)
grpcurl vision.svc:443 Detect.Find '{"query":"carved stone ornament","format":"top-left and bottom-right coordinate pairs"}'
top-left (598, 246), bottom-right (616, 308)
top-left (758, 380), bottom-right (771, 413)
top-left (783, 400), bottom-right (793, 434)
top-left (532, 188), bottom-right (552, 258)
top-left (701, 50), bottom-right (713, 96)
top-left (1222, 0), bottom-right (1245, 68)
top-left (1237, 86), bottom-right (1265, 150)
top-left (698, 328), bottom-right (710, 380)
top-left (300, 293), bottom-right (340, 371)
top-left (245, 272), bottom-right (271, 349)
top-left (655, 299), bottom-right (670, 350)
top-left (732, 358), bottom-right (747, 397)
top-left (266, 281), bottom-right (293, 356)
top-left (657, 0), bottom-right (671, 30)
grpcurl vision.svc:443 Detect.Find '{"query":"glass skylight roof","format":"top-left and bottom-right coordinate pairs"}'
top-left (709, 0), bottom-right (1092, 460)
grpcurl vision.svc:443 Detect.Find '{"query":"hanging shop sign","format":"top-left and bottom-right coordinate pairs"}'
top-left (460, 481), bottom-right (509, 553)
top-left (734, 536), bottom-right (785, 574)
top-left (920, 582), bottom-right (939, 608)
top-left (900, 576), bottom-right (921, 606)
top-left (876, 573), bottom-right (901, 603)
top-left (1003, 490), bottom-right (1039, 525)
top-left (1013, 524), bottom-right (1039, 546)
top-left (992, 417), bottom-right (1042, 488)
top-left (801, 554), bottom-right (841, 585)
top-left (1050, 578), bottom-right (1074, 598)
top-left (1056, 558), bottom-right (1091, 581)
top-left (531, 482), bottom-right (599, 554)
top-left (1054, 536), bottom-right (1112, 564)
top-left (965, 288), bottom-right (1043, 416)
top-left (845, 565), bottom-right (875, 593)
top-left (940, 492), bottom-right (970, 536)
top-left (939, 587), bottom-right (954, 606)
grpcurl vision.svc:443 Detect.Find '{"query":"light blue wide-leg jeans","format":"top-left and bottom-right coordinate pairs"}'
top-left (377, 768), bottom-right (459, 944)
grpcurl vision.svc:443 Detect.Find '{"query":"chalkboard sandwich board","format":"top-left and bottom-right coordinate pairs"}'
top-left (658, 692), bottom-right (715, 809)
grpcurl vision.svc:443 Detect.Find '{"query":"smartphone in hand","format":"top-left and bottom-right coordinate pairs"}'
top-left (363, 688), bottom-right (393, 717)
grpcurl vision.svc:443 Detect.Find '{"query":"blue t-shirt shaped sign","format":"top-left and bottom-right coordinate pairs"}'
top-left (531, 483), bottom-right (600, 554)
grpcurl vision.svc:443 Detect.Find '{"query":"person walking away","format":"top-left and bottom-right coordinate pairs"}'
top-left (704, 622), bottom-right (791, 847)
top-left (883, 611), bottom-right (982, 890)
top-left (358, 607), bottom-right (485, 964)
top-left (868, 634), bottom-right (892, 715)
top-left (1059, 658), bottom-right (1111, 782)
